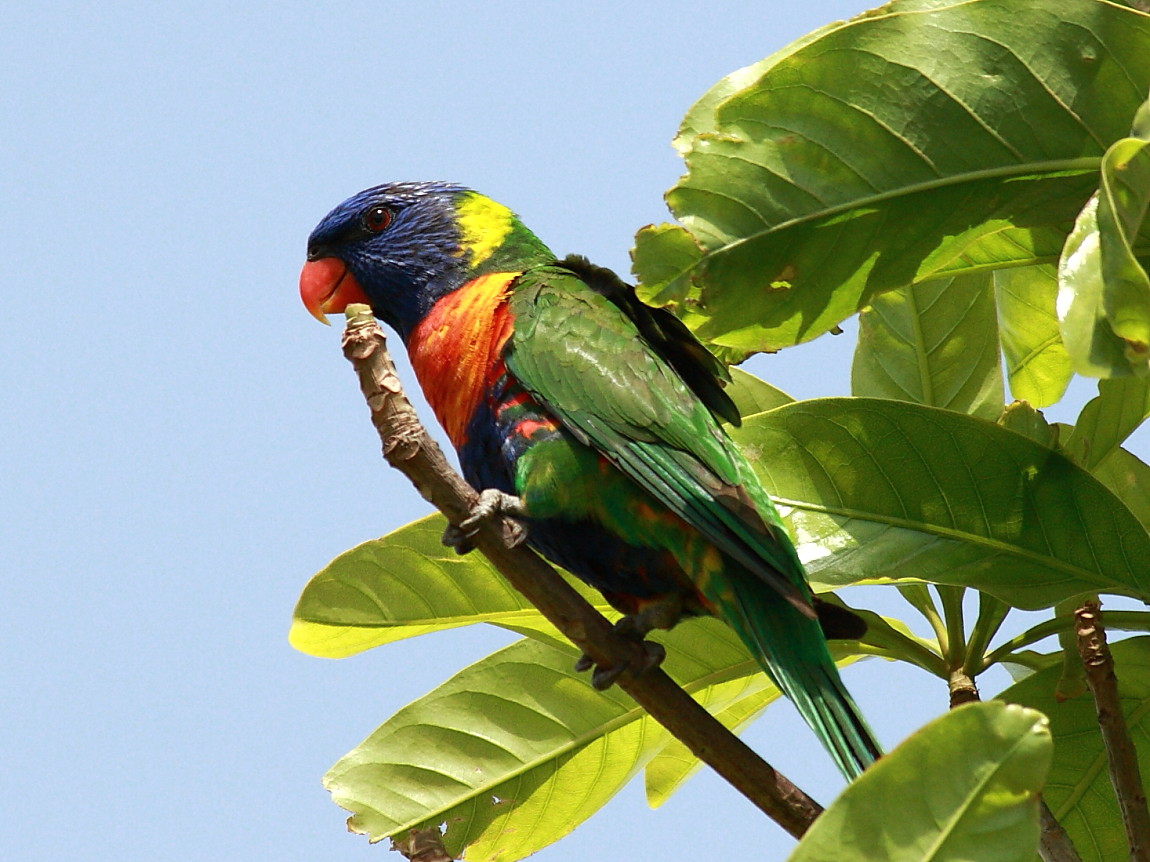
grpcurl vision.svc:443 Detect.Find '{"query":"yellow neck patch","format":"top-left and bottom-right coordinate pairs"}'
top-left (455, 192), bottom-right (514, 267)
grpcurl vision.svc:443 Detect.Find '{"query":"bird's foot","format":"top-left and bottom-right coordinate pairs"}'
top-left (574, 614), bottom-right (666, 690)
top-left (441, 489), bottom-right (528, 554)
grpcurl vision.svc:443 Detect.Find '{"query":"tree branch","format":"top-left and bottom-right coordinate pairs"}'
top-left (339, 306), bottom-right (823, 839)
top-left (1075, 599), bottom-right (1150, 862)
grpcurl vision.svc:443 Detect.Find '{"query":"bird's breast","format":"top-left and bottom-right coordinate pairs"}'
top-left (407, 272), bottom-right (520, 448)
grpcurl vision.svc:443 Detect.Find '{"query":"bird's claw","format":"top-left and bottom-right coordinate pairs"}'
top-left (574, 614), bottom-right (666, 689)
top-left (441, 489), bottom-right (528, 554)
top-left (579, 641), bottom-right (665, 690)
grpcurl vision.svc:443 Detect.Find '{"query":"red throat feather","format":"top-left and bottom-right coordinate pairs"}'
top-left (407, 272), bottom-right (520, 447)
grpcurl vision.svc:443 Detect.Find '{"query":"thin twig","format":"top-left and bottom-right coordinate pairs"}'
top-left (1075, 599), bottom-right (1150, 861)
top-left (339, 306), bottom-right (823, 839)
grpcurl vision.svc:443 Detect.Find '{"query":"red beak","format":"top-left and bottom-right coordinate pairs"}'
top-left (299, 257), bottom-right (371, 324)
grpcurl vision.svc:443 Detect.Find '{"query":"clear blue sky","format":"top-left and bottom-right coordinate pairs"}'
top-left (3, 2), bottom-right (1138, 860)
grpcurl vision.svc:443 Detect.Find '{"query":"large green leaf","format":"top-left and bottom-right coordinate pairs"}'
top-left (324, 618), bottom-right (863, 860)
top-left (851, 273), bottom-right (1003, 419)
top-left (324, 638), bottom-right (662, 861)
top-left (633, 0), bottom-right (1150, 354)
top-left (1058, 95), bottom-right (1150, 376)
top-left (994, 265), bottom-right (1074, 407)
top-left (1002, 636), bottom-right (1150, 862)
top-left (731, 398), bottom-right (1150, 608)
top-left (290, 515), bottom-right (609, 658)
top-left (788, 701), bottom-right (1050, 862)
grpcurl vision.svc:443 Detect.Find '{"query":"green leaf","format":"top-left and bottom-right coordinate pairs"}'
top-left (289, 515), bottom-right (609, 658)
top-left (628, 223), bottom-right (701, 307)
top-left (997, 401), bottom-right (1059, 450)
top-left (788, 701), bottom-right (1051, 862)
top-left (1058, 94), bottom-right (1150, 377)
top-left (851, 273), bottom-right (1003, 420)
top-left (994, 265), bottom-right (1074, 407)
top-left (324, 638), bottom-right (663, 861)
top-left (1002, 636), bottom-right (1150, 862)
top-left (1093, 445), bottom-right (1150, 532)
top-left (635, 0), bottom-right (1150, 353)
top-left (324, 617), bottom-right (812, 860)
top-left (1063, 378), bottom-right (1150, 469)
top-left (731, 398), bottom-right (1150, 609)
top-left (726, 366), bottom-right (794, 420)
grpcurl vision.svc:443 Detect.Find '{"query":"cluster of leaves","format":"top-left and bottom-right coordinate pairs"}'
top-left (292, 0), bottom-right (1150, 859)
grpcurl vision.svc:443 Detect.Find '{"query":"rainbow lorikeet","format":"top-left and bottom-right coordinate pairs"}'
top-left (299, 182), bottom-right (881, 779)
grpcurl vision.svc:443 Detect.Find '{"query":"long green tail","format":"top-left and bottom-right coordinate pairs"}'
top-left (720, 575), bottom-right (882, 781)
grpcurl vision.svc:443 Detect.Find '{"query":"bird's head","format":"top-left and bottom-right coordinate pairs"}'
top-left (299, 181), bottom-right (553, 340)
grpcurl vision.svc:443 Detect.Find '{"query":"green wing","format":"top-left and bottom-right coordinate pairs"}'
top-left (505, 264), bottom-right (813, 614)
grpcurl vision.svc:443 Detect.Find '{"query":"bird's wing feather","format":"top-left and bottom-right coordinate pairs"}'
top-left (505, 266), bottom-right (812, 611)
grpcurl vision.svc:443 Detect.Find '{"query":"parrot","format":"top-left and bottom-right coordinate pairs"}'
top-left (299, 181), bottom-right (881, 780)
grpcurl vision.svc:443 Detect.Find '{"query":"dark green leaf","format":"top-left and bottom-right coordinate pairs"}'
top-left (1063, 378), bottom-right (1150, 469)
top-left (732, 398), bottom-right (1150, 608)
top-left (635, 0), bottom-right (1150, 353)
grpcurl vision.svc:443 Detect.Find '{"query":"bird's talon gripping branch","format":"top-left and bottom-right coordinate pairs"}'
top-left (575, 612), bottom-right (667, 687)
top-left (589, 641), bottom-right (667, 691)
top-left (441, 489), bottom-right (528, 553)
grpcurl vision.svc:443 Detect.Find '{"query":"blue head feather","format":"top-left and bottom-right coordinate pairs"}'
top-left (305, 181), bottom-right (552, 340)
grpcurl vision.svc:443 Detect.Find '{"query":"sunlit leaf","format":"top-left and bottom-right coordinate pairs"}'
top-left (851, 273), bottom-right (1003, 419)
top-left (1058, 95), bottom-right (1150, 377)
top-left (788, 701), bottom-right (1050, 862)
top-left (324, 618), bottom-right (834, 861)
top-left (726, 366), bottom-right (794, 420)
top-left (290, 515), bottom-right (609, 658)
top-left (994, 265), bottom-right (1074, 407)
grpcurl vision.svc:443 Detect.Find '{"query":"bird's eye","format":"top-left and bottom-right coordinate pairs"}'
top-left (362, 205), bottom-right (393, 233)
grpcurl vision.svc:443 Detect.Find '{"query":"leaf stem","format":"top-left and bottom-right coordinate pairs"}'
top-left (983, 610), bottom-right (1150, 669)
top-left (897, 584), bottom-right (949, 655)
top-left (938, 585), bottom-right (967, 669)
top-left (963, 592), bottom-right (1012, 678)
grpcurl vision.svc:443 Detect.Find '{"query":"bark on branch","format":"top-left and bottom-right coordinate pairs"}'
top-left (339, 306), bottom-right (822, 840)
top-left (1076, 599), bottom-right (1150, 862)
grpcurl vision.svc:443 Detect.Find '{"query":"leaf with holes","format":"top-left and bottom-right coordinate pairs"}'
top-left (633, 0), bottom-right (1150, 354)
top-left (325, 618), bottom-right (868, 861)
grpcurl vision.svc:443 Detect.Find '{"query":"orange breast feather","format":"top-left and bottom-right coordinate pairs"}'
top-left (407, 272), bottom-right (519, 447)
